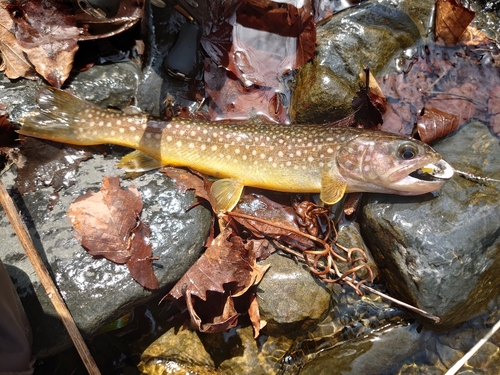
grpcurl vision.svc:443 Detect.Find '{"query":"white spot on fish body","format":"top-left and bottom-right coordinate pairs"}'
top-left (117, 120), bottom-right (122, 125)
top-left (134, 135), bottom-right (140, 141)
top-left (211, 145), bottom-right (217, 151)
top-left (176, 141), bottom-right (182, 147)
top-left (327, 148), bottom-right (334, 154)
top-left (166, 136), bottom-right (172, 142)
top-left (201, 144), bottom-right (206, 151)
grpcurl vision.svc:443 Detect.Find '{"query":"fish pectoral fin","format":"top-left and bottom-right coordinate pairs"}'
top-left (320, 172), bottom-right (347, 205)
top-left (117, 150), bottom-right (164, 172)
top-left (210, 178), bottom-right (244, 213)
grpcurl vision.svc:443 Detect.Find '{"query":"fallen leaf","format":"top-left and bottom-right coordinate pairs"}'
top-left (0, 113), bottom-right (17, 148)
top-left (126, 221), bottom-right (159, 290)
top-left (233, 194), bottom-right (314, 251)
top-left (416, 106), bottom-right (459, 143)
top-left (68, 176), bottom-right (158, 289)
top-left (352, 68), bottom-right (386, 129)
top-left (165, 227), bottom-right (269, 333)
top-left (159, 166), bottom-right (216, 211)
top-left (15, 138), bottom-right (92, 195)
top-left (0, 0), bottom-right (80, 87)
top-left (435, 0), bottom-right (475, 45)
top-left (200, 0), bottom-right (315, 122)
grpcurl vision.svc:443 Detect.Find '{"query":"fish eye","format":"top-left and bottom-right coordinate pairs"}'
top-left (397, 143), bottom-right (418, 160)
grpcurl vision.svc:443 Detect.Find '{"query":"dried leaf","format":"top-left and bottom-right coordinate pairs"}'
top-left (0, 0), bottom-right (80, 87)
top-left (159, 166), bottom-right (216, 211)
top-left (15, 138), bottom-right (92, 195)
top-left (126, 221), bottom-right (159, 290)
top-left (165, 227), bottom-right (269, 333)
top-left (417, 106), bottom-right (459, 143)
top-left (233, 194), bottom-right (314, 251)
top-left (68, 176), bottom-right (143, 263)
top-left (435, 0), bottom-right (475, 45)
top-left (352, 69), bottom-right (386, 129)
top-left (0, 114), bottom-right (17, 148)
top-left (68, 176), bottom-right (159, 289)
top-left (201, 0), bottom-right (315, 122)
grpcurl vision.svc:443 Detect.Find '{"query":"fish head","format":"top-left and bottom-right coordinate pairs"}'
top-left (335, 133), bottom-right (453, 195)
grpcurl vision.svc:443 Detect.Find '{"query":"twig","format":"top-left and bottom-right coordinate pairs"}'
top-left (444, 317), bottom-right (500, 375)
top-left (277, 246), bottom-right (441, 324)
top-left (0, 180), bottom-right (101, 375)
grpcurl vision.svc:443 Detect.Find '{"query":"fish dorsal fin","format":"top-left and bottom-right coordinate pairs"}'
top-left (320, 171), bottom-right (347, 205)
top-left (117, 150), bottom-right (164, 172)
top-left (211, 178), bottom-right (244, 213)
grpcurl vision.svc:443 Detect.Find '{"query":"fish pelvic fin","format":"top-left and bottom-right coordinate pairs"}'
top-left (211, 178), bottom-right (244, 213)
top-left (18, 87), bottom-right (108, 146)
top-left (320, 171), bottom-right (347, 205)
top-left (117, 150), bottom-right (165, 172)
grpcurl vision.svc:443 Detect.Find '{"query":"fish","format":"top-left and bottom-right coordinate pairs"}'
top-left (18, 87), bottom-right (454, 212)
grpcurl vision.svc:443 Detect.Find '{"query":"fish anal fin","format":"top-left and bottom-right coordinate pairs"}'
top-left (211, 178), bottom-right (244, 213)
top-left (320, 172), bottom-right (347, 205)
top-left (117, 150), bottom-right (164, 172)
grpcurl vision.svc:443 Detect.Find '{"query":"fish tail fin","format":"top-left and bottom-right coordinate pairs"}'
top-left (18, 87), bottom-right (108, 146)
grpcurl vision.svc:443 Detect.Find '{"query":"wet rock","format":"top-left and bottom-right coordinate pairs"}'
top-left (279, 285), bottom-right (409, 373)
top-left (297, 322), bottom-right (422, 375)
top-left (361, 120), bottom-right (500, 329)
top-left (0, 158), bottom-right (211, 357)
top-left (0, 63), bottom-right (211, 357)
top-left (336, 221), bottom-right (379, 281)
top-left (257, 253), bottom-right (331, 335)
top-left (290, 0), bottom-right (433, 123)
top-left (138, 326), bottom-right (217, 374)
top-left (139, 323), bottom-right (293, 375)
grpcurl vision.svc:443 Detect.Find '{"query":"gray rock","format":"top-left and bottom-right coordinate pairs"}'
top-left (361, 120), bottom-right (500, 329)
top-left (0, 68), bottom-right (212, 357)
top-left (0, 157), bottom-right (211, 358)
top-left (257, 253), bottom-right (331, 335)
top-left (290, 0), bottom-right (433, 124)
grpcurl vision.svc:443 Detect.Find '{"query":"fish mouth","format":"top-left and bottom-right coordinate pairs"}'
top-left (408, 159), bottom-right (454, 182)
top-left (390, 159), bottom-right (454, 195)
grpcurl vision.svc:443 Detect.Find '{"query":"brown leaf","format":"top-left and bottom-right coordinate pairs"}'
top-left (201, 0), bottom-right (315, 122)
top-left (0, 0), bottom-right (79, 87)
top-left (15, 138), bottom-right (92, 195)
top-left (435, 0), bottom-right (475, 45)
top-left (68, 176), bottom-right (142, 263)
top-left (159, 166), bottom-right (216, 211)
top-left (417, 106), bottom-right (459, 143)
top-left (126, 221), bottom-right (159, 290)
top-left (165, 227), bottom-right (269, 333)
top-left (233, 194), bottom-right (314, 251)
top-left (352, 68), bottom-right (386, 129)
top-left (0, 114), bottom-right (18, 148)
top-left (68, 176), bottom-right (158, 289)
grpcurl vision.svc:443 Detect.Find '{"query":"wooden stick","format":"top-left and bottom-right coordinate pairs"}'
top-left (0, 180), bottom-right (101, 375)
top-left (444, 317), bottom-right (500, 375)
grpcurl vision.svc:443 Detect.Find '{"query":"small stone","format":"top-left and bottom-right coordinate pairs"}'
top-left (257, 253), bottom-right (332, 335)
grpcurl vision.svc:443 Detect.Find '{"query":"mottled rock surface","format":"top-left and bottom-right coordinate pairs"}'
top-left (361, 120), bottom-right (500, 329)
top-left (290, 0), bottom-right (434, 124)
top-left (257, 253), bottom-right (332, 335)
top-left (0, 66), bottom-right (212, 357)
